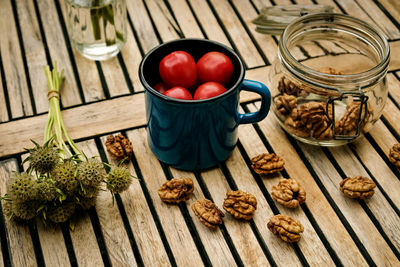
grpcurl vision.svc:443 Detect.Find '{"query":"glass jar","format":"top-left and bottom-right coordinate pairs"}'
top-left (66, 0), bottom-right (127, 61)
top-left (270, 13), bottom-right (390, 146)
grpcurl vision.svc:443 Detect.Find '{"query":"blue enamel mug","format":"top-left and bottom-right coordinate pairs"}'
top-left (139, 39), bottom-right (270, 170)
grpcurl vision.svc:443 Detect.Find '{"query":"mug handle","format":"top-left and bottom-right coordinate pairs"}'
top-left (236, 79), bottom-right (271, 124)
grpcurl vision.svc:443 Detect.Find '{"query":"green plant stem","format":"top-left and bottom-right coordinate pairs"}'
top-left (44, 63), bottom-right (85, 161)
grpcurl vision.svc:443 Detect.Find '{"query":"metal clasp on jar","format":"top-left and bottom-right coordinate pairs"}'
top-left (326, 87), bottom-right (369, 140)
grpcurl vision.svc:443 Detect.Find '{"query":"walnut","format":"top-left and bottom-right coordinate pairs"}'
top-left (251, 153), bottom-right (285, 175)
top-left (278, 76), bottom-right (304, 96)
top-left (271, 179), bottom-right (306, 208)
top-left (223, 190), bottom-right (257, 220)
top-left (336, 101), bottom-right (372, 136)
top-left (389, 144), bottom-right (400, 168)
top-left (105, 133), bottom-right (133, 161)
top-left (318, 67), bottom-right (344, 75)
top-left (192, 199), bottom-right (224, 229)
top-left (274, 94), bottom-right (297, 115)
top-left (298, 102), bottom-right (326, 130)
top-left (339, 176), bottom-right (376, 199)
top-left (284, 109), bottom-right (310, 138)
top-left (267, 214), bottom-right (304, 243)
top-left (158, 178), bottom-right (194, 204)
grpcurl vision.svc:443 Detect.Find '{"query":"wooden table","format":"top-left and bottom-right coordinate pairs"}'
top-left (1, 0), bottom-right (400, 266)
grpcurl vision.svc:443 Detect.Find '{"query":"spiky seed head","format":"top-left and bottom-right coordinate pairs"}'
top-left (106, 166), bottom-right (132, 194)
top-left (2, 200), bottom-right (13, 219)
top-left (51, 160), bottom-right (78, 193)
top-left (6, 172), bottom-right (38, 202)
top-left (77, 196), bottom-right (97, 210)
top-left (26, 143), bottom-right (60, 174)
top-left (79, 185), bottom-right (99, 198)
top-left (77, 159), bottom-right (106, 188)
top-left (12, 201), bottom-right (39, 221)
top-left (35, 180), bottom-right (57, 202)
top-left (47, 202), bottom-right (76, 223)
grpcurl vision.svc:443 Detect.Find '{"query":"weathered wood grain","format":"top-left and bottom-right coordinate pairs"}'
top-left (0, 159), bottom-right (36, 267)
top-left (18, 153), bottom-right (71, 267)
top-left (0, 0), bottom-right (33, 119)
top-left (15, 0), bottom-right (49, 113)
top-left (128, 128), bottom-right (204, 266)
top-left (100, 134), bottom-right (171, 266)
top-left (329, 145), bottom-right (400, 252)
top-left (58, 0), bottom-right (105, 103)
top-left (168, 0), bottom-right (204, 38)
top-left (368, 120), bottom-right (399, 164)
top-left (0, 62), bottom-right (9, 122)
top-left (36, 0), bottom-right (82, 107)
top-left (390, 41), bottom-right (400, 71)
top-left (100, 57), bottom-right (131, 97)
top-left (383, 99), bottom-right (400, 135)
top-left (227, 146), bottom-right (332, 266)
top-left (120, 29), bottom-right (144, 92)
top-left (168, 168), bottom-right (236, 266)
top-left (0, 93), bottom-right (146, 158)
top-left (298, 142), bottom-right (399, 265)
top-left (387, 73), bottom-right (400, 105)
top-left (378, 0), bottom-right (400, 26)
top-left (200, 167), bottom-right (271, 266)
top-left (188, 0), bottom-right (231, 47)
top-left (208, 0), bottom-right (265, 68)
top-left (126, 0), bottom-right (159, 53)
top-left (144, 0), bottom-right (181, 42)
top-left (247, 104), bottom-right (368, 266)
top-left (78, 140), bottom-right (138, 266)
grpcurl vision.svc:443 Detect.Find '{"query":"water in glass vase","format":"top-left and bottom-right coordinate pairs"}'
top-left (66, 0), bottom-right (127, 61)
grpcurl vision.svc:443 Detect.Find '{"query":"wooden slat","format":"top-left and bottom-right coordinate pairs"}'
top-left (167, 168), bottom-right (236, 266)
top-left (231, 0), bottom-right (278, 63)
top-left (120, 29), bottom-right (144, 92)
top-left (126, 0), bottom-right (159, 53)
top-left (298, 142), bottom-right (399, 265)
top-left (368, 119), bottom-right (400, 165)
top-left (36, 0), bottom-right (82, 107)
top-left (378, 0), bottom-right (400, 26)
top-left (100, 134), bottom-right (171, 266)
top-left (188, 0), bottom-right (231, 47)
top-left (328, 146), bottom-right (400, 252)
top-left (168, 0), bottom-right (204, 38)
top-left (383, 99), bottom-right (400, 135)
top-left (387, 73), bottom-right (400, 105)
top-left (19, 153), bottom-right (71, 267)
top-left (128, 128), bottom-right (204, 266)
top-left (78, 140), bottom-right (137, 266)
top-left (248, 103), bottom-right (368, 266)
top-left (0, 159), bottom-right (36, 267)
top-left (356, 0), bottom-right (400, 39)
top-left (58, 0), bottom-right (105, 103)
top-left (102, 134), bottom-right (172, 265)
top-left (0, 93), bottom-right (146, 158)
top-left (100, 58), bottom-right (130, 97)
top-left (0, 0), bottom-right (33, 119)
top-left (0, 62), bottom-right (9, 122)
top-left (15, 0), bottom-right (49, 113)
top-left (200, 168), bottom-right (271, 266)
top-left (352, 136), bottom-right (400, 210)
top-left (390, 41), bottom-right (400, 71)
top-left (145, 0), bottom-right (181, 42)
top-left (208, 0), bottom-right (265, 68)
top-left (227, 146), bottom-right (333, 266)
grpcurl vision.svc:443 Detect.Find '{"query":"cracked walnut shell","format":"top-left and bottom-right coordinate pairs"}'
top-left (389, 144), bottom-right (400, 168)
top-left (251, 153), bottom-right (285, 175)
top-left (268, 214), bottom-right (304, 243)
top-left (158, 178), bottom-right (194, 204)
top-left (192, 199), bottom-right (224, 229)
top-left (271, 179), bottom-right (306, 208)
top-left (105, 133), bottom-right (133, 161)
top-left (223, 190), bottom-right (257, 220)
top-left (340, 176), bottom-right (376, 199)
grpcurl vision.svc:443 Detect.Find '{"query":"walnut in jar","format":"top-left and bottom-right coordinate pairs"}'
top-left (192, 199), bottom-right (224, 229)
top-left (389, 144), bottom-right (400, 168)
top-left (251, 153), bottom-right (285, 175)
top-left (223, 190), bottom-right (257, 220)
top-left (339, 176), bottom-right (376, 199)
top-left (105, 133), bottom-right (133, 161)
top-left (274, 94), bottom-right (297, 115)
top-left (158, 178), bottom-right (194, 204)
top-left (271, 179), bottom-right (306, 208)
top-left (267, 214), bottom-right (304, 243)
